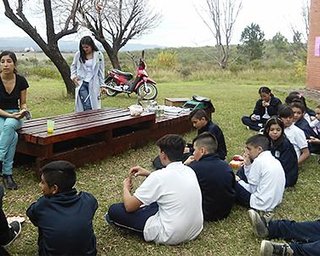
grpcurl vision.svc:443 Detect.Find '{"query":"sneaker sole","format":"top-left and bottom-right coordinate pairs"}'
top-left (260, 240), bottom-right (274, 256)
top-left (248, 209), bottom-right (268, 238)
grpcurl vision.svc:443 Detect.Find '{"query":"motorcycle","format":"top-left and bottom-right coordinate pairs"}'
top-left (103, 51), bottom-right (158, 100)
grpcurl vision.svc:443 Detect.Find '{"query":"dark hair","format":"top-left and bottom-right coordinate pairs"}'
top-left (40, 160), bottom-right (76, 192)
top-left (290, 101), bottom-right (306, 113)
top-left (246, 134), bottom-right (270, 151)
top-left (193, 132), bottom-right (218, 154)
top-left (263, 116), bottom-right (285, 147)
top-left (156, 134), bottom-right (185, 162)
top-left (258, 86), bottom-right (273, 96)
top-left (278, 104), bottom-right (294, 118)
top-left (0, 51), bottom-right (18, 73)
top-left (189, 109), bottom-right (209, 121)
top-left (285, 91), bottom-right (307, 107)
top-left (79, 36), bottom-right (99, 63)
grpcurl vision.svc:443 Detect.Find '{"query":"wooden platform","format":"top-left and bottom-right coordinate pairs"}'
top-left (15, 108), bottom-right (193, 175)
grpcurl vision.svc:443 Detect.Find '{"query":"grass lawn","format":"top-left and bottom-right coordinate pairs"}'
top-left (4, 77), bottom-right (320, 255)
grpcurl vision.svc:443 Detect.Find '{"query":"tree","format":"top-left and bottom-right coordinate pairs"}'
top-left (2, 0), bottom-right (80, 95)
top-left (271, 32), bottom-right (289, 53)
top-left (199, 0), bottom-right (242, 69)
top-left (78, 0), bottom-right (161, 69)
top-left (239, 23), bottom-right (265, 61)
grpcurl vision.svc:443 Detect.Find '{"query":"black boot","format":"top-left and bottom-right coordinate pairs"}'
top-left (2, 175), bottom-right (18, 190)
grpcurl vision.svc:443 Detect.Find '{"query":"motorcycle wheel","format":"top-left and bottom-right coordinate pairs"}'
top-left (104, 80), bottom-right (118, 97)
top-left (137, 83), bottom-right (158, 100)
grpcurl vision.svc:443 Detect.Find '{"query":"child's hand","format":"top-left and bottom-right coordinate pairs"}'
top-left (242, 152), bottom-right (251, 166)
top-left (184, 155), bottom-right (195, 165)
top-left (123, 177), bottom-right (133, 191)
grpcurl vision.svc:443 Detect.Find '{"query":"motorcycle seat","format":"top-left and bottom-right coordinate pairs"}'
top-left (111, 69), bottom-right (133, 79)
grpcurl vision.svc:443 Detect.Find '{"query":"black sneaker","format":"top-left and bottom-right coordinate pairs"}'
top-left (260, 240), bottom-right (293, 256)
top-left (3, 221), bottom-right (21, 247)
top-left (248, 209), bottom-right (269, 238)
top-left (2, 175), bottom-right (18, 190)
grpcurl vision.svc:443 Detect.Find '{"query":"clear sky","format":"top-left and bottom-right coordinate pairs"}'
top-left (0, 0), bottom-right (308, 48)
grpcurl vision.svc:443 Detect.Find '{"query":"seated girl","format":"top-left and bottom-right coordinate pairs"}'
top-left (242, 86), bottom-right (282, 131)
top-left (263, 117), bottom-right (298, 187)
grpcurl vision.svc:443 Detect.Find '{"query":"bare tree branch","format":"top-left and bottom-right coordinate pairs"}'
top-left (2, 0), bottom-right (81, 94)
top-left (197, 0), bottom-right (242, 68)
top-left (78, 0), bottom-right (161, 69)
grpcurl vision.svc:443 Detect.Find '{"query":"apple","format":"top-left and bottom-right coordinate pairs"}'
top-left (232, 154), bottom-right (244, 161)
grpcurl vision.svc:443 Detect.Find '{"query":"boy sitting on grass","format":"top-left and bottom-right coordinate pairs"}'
top-left (26, 160), bottom-right (98, 256)
top-left (278, 105), bottom-right (310, 165)
top-left (235, 134), bottom-right (285, 213)
top-left (153, 109), bottom-right (227, 169)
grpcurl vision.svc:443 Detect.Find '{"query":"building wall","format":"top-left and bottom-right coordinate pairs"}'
top-left (307, 0), bottom-right (320, 90)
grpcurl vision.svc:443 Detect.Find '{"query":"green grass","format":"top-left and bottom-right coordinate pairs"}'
top-left (4, 75), bottom-right (320, 255)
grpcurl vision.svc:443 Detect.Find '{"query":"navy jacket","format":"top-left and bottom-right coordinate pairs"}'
top-left (26, 189), bottom-right (98, 256)
top-left (271, 137), bottom-right (298, 187)
top-left (198, 121), bottom-right (227, 160)
top-left (294, 118), bottom-right (318, 139)
top-left (189, 154), bottom-right (235, 221)
top-left (252, 96), bottom-right (282, 120)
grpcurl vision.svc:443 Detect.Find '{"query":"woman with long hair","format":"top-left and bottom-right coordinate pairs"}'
top-left (0, 51), bottom-right (29, 189)
top-left (70, 36), bottom-right (105, 112)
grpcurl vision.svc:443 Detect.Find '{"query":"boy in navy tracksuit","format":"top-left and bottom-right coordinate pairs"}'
top-left (189, 109), bottom-right (227, 160)
top-left (26, 161), bottom-right (98, 256)
top-left (153, 109), bottom-right (227, 169)
top-left (185, 132), bottom-right (235, 221)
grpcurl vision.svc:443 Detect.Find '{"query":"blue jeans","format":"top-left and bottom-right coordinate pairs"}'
top-left (269, 219), bottom-right (320, 256)
top-left (79, 81), bottom-right (92, 111)
top-left (0, 110), bottom-right (23, 175)
top-left (105, 202), bottom-right (159, 236)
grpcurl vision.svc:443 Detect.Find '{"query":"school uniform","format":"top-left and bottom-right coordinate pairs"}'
top-left (198, 120), bottom-right (227, 160)
top-left (242, 96), bottom-right (282, 131)
top-left (188, 154), bottom-right (235, 221)
top-left (268, 219), bottom-right (320, 256)
top-left (26, 189), bottom-right (98, 256)
top-left (235, 151), bottom-right (285, 212)
top-left (271, 137), bottom-right (298, 187)
top-left (284, 124), bottom-right (308, 159)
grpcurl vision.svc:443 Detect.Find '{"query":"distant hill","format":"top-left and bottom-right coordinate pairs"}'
top-left (0, 37), bottom-right (162, 52)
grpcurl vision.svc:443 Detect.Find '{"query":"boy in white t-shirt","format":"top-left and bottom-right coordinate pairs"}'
top-left (278, 105), bottom-right (310, 165)
top-left (105, 134), bottom-right (203, 245)
top-left (235, 134), bottom-right (285, 212)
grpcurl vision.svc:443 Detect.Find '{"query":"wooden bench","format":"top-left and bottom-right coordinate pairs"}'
top-left (16, 107), bottom-right (193, 175)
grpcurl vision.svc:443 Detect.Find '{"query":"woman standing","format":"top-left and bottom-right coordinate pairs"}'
top-left (0, 51), bottom-right (29, 190)
top-left (70, 36), bottom-right (105, 112)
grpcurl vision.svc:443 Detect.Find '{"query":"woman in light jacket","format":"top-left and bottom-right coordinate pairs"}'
top-left (70, 36), bottom-right (105, 112)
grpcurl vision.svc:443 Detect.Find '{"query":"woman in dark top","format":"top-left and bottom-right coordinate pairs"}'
top-left (263, 117), bottom-right (298, 187)
top-left (0, 51), bottom-right (29, 190)
top-left (242, 86), bottom-right (282, 131)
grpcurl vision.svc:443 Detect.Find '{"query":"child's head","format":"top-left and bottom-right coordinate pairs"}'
top-left (40, 160), bottom-right (76, 196)
top-left (189, 109), bottom-right (209, 130)
top-left (258, 86), bottom-right (273, 102)
top-left (278, 104), bottom-right (294, 128)
top-left (290, 101), bottom-right (305, 123)
top-left (156, 134), bottom-right (185, 163)
top-left (263, 117), bottom-right (284, 142)
top-left (315, 104), bottom-right (320, 121)
top-left (245, 134), bottom-right (270, 161)
top-left (285, 91), bottom-right (307, 108)
top-left (192, 132), bottom-right (218, 161)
